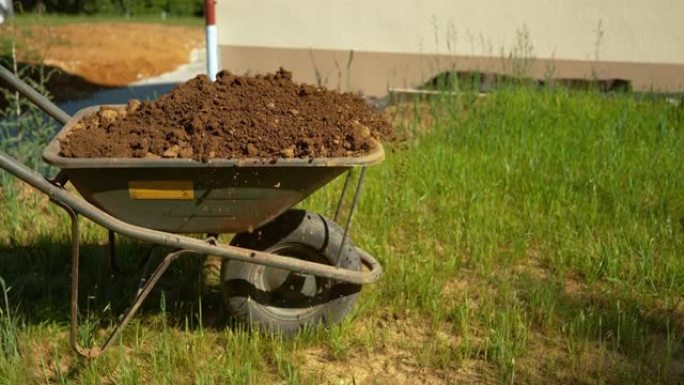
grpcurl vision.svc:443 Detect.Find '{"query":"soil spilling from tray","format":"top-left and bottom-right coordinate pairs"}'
top-left (59, 69), bottom-right (393, 161)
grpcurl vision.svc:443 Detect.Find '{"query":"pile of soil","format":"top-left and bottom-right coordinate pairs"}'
top-left (60, 69), bottom-right (393, 161)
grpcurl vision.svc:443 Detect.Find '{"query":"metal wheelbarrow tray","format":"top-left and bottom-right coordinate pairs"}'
top-left (0, 66), bottom-right (385, 358)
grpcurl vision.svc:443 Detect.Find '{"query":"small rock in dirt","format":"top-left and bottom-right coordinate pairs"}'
top-left (178, 146), bottom-right (194, 158)
top-left (162, 145), bottom-right (180, 158)
top-left (98, 107), bottom-right (119, 123)
top-left (126, 99), bottom-right (142, 113)
top-left (246, 143), bottom-right (259, 157)
top-left (144, 152), bottom-right (161, 159)
top-left (280, 147), bottom-right (295, 158)
top-left (358, 125), bottom-right (371, 139)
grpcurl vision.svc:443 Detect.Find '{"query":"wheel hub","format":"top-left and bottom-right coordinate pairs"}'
top-left (250, 244), bottom-right (333, 320)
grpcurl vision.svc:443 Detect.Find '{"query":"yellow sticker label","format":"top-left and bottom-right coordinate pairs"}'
top-left (128, 181), bottom-right (194, 200)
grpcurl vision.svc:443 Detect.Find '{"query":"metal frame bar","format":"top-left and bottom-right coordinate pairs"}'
top-left (335, 168), bottom-right (367, 262)
top-left (54, 199), bottom-right (200, 358)
top-left (57, 199), bottom-right (194, 357)
top-left (107, 230), bottom-right (120, 274)
top-left (333, 169), bottom-right (354, 222)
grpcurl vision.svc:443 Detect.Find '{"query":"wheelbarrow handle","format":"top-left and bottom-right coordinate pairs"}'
top-left (357, 247), bottom-right (383, 278)
top-left (0, 65), bottom-right (71, 125)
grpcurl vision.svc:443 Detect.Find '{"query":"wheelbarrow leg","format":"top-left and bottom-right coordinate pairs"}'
top-left (91, 249), bottom-right (191, 357)
top-left (107, 230), bottom-right (120, 274)
top-left (108, 231), bottom-right (160, 277)
top-left (61, 204), bottom-right (92, 358)
top-left (331, 167), bottom-right (367, 264)
top-left (133, 245), bottom-right (162, 298)
top-left (333, 170), bottom-right (354, 222)
top-left (336, 167), bottom-right (366, 262)
top-left (53, 200), bottom-right (196, 358)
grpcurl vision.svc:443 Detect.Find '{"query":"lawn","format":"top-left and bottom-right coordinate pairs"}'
top-left (1, 85), bottom-right (683, 384)
top-left (7, 13), bottom-right (204, 27)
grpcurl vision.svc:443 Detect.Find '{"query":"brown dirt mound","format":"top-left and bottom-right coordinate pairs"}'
top-left (59, 68), bottom-right (393, 161)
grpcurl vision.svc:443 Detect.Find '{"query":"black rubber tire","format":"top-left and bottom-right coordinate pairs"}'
top-left (221, 209), bottom-right (362, 335)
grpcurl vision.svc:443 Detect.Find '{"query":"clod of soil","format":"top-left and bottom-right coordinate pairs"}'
top-left (59, 68), bottom-right (394, 161)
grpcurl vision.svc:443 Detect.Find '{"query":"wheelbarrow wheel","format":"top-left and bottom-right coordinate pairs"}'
top-left (221, 209), bottom-right (361, 335)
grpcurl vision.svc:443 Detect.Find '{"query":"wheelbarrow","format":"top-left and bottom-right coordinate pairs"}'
top-left (0, 66), bottom-right (384, 358)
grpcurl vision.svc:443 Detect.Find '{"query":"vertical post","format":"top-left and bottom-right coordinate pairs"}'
top-left (333, 170), bottom-right (354, 222)
top-left (205, 0), bottom-right (219, 81)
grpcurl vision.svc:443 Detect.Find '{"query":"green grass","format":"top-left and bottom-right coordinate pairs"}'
top-left (8, 13), bottom-right (204, 27)
top-left (1, 86), bottom-right (683, 384)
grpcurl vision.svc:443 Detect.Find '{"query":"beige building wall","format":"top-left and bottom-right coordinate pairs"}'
top-left (217, 0), bottom-right (684, 95)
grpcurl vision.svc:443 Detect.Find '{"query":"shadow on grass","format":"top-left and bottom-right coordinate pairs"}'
top-left (0, 58), bottom-right (113, 111)
top-left (0, 235), bottom-right (233, 332)
top-left (0, 58), bottom-right (189, 118)
top-left (513, 271), bottom-right (684, 383)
